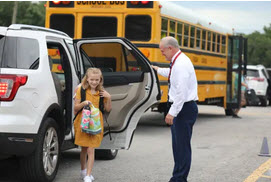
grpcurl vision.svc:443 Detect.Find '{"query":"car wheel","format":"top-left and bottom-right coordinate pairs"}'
top-left (20, 118), bottom-right (60, 182)
top-left (95, 149), bottom-right (118, 160)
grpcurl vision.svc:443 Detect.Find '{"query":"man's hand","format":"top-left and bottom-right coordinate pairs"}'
top-left (151, 65), bottom-right (159, 71)
top-left (165, 113), bottom-right (174, 125)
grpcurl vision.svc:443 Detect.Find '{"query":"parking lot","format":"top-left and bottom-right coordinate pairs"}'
top-left (0, 105), bottom-right (271, 182)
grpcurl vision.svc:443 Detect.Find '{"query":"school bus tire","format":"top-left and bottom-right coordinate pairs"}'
top-left (225, 109), bottom-right (233, 116)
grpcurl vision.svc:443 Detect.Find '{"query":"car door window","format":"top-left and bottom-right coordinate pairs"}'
top-left (80, 42), bottom-right (148, 72)
top-left (79, 42), bottom-right (148, 86)
top-left (262, 69), bottom-right (268, 79)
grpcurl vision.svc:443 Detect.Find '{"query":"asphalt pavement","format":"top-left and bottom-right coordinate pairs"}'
top-left (1, 105), bottom-right (271, 182)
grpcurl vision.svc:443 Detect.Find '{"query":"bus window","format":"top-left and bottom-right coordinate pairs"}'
top-left (161, 18), bottom-right (168, 38)
top-left (170, 20), bottom-right (175, 38)
top-left (217, 34), bottom-right (221, 53)
top-left (196, 28), bottom-right (200, 49)
top-left (177, 22), bottom-right (183, 46)
top-left (202, 30), bottom-right (206, 50)
top-left (212, 33), bottom-right (216, 52)
top-left (50, 14), bottom-right (74, 38)
top-left (207, 31), bottom-right (211, 51)
top-left (82, 17), bottom-right (117, 38)
top-left (222, 35), bottom-right (226, 54)
top-left (184, 24), bottom-right (189, 47)
top-left (190, 26), bottom-right (195, 48)
top-left (125, 15), bottom-right (151, 41)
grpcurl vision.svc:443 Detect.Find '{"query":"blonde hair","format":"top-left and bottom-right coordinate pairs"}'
top-left (81, 68), bottom-right (103, 91)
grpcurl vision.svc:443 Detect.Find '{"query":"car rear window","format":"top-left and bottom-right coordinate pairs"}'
top-left (0, 36), bottom-right (39, 69)
top-left (247, 69), bottom-right (259, 77)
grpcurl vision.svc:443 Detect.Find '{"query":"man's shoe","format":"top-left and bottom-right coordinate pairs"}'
top-left (232, 114), bottom-right (241, 119)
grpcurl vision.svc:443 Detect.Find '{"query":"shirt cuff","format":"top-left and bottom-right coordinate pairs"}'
top-left (168, 107), bottom-right (178, 117)
top-left (157, 68), bottom-right (162, 75)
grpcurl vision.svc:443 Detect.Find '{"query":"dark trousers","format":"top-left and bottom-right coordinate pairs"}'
top-left (170, 101), bottom-right (198, 182)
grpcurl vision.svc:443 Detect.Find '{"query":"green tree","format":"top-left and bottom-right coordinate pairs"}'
top-left (0, 1), bottom-right (14, 26)
top-left (246, 24), bottom-right (271, 68)
top-left (0, 1), bottom-right (45, 27)
top-left (19, 2), bottom-right (45, 26)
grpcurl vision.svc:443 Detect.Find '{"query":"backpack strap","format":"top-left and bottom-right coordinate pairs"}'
top-left (99, 96), bottom-right (104, 114)
top-left (73, 86), bottom-right (86, 121)
top-left (81, 86), bottom-right (86, 103)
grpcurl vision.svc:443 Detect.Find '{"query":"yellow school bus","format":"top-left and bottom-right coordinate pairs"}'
top-left (45, 1), bottom-right (247, 115)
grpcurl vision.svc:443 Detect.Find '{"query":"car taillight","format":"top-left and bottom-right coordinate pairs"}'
top-left (0, 74), bottom-right (28, 101)
top-left (251, 77), bottom-right (264, 82)
top-left (49, 1), bottom-right (74, 7)
top-left (127, 1), bottom-right (153, 8)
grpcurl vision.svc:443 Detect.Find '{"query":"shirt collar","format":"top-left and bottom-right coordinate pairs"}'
top-left (171, 50), bottom-right (181, 63)
top-left (86, 89), bottom-right (100, 96)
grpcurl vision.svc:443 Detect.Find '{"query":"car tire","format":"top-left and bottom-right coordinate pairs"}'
top-left (20, 118), bottom-right (60, 182)
top-left (95, 149), bottom-right (118, 160)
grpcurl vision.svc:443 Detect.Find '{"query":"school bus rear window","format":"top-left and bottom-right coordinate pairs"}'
top-left (50, 14), bottom-right (74, 38)
top-left (82, 17), bottom-right (117, 38)
top-left (125, 15), bottom-right (151, 41)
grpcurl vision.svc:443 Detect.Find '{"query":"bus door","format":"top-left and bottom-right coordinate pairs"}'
top-left (225, 36), bottom-right (247, 115)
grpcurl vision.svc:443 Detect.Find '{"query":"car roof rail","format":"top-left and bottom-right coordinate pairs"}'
top-left (8, 24), bottom-right (69, 38)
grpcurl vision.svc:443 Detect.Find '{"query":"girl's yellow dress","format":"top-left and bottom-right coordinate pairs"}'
top-left (74, 86), bottom-right (106, 148)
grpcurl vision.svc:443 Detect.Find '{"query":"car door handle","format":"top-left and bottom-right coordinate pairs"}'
top-left (145, 86), bottom-right (150, 90)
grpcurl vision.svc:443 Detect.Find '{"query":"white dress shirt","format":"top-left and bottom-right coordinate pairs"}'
top-left (157, 50), bottom-right (198, 117)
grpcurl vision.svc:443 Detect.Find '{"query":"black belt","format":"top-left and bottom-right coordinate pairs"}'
top-left (168, 100), bottom-right (194, 105)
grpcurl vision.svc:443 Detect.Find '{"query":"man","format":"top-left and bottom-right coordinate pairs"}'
top-left (152, 36), bottom-right (198, 182)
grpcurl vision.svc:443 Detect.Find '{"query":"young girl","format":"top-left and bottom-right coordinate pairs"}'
top-left (74, 68), bottom-right (112, 182)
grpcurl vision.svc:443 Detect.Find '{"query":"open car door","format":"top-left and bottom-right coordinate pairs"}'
top-left (74, 37), bottom-right (161, 150)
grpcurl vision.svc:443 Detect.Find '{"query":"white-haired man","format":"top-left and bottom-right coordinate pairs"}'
top-left (152, 36), bottom-right (198, 182)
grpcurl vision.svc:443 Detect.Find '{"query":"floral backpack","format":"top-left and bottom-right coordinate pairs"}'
top-left (80, 104), bottom-right (101, 135)
top-left (73, 86), bottom-right (103, 134)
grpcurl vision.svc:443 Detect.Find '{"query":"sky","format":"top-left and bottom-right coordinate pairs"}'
top-left (172, 1), bottom-right (271, 35)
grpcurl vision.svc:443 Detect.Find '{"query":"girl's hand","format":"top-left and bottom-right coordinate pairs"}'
top-left (83, 100), bottom-right (92, 106)
top-left (100, 90), bottom-right (111, 99)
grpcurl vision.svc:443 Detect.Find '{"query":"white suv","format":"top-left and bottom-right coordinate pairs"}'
top-left (0, 24), bottom-right (160, 182)
top-left (246, 65), bottom-right (270, 106)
